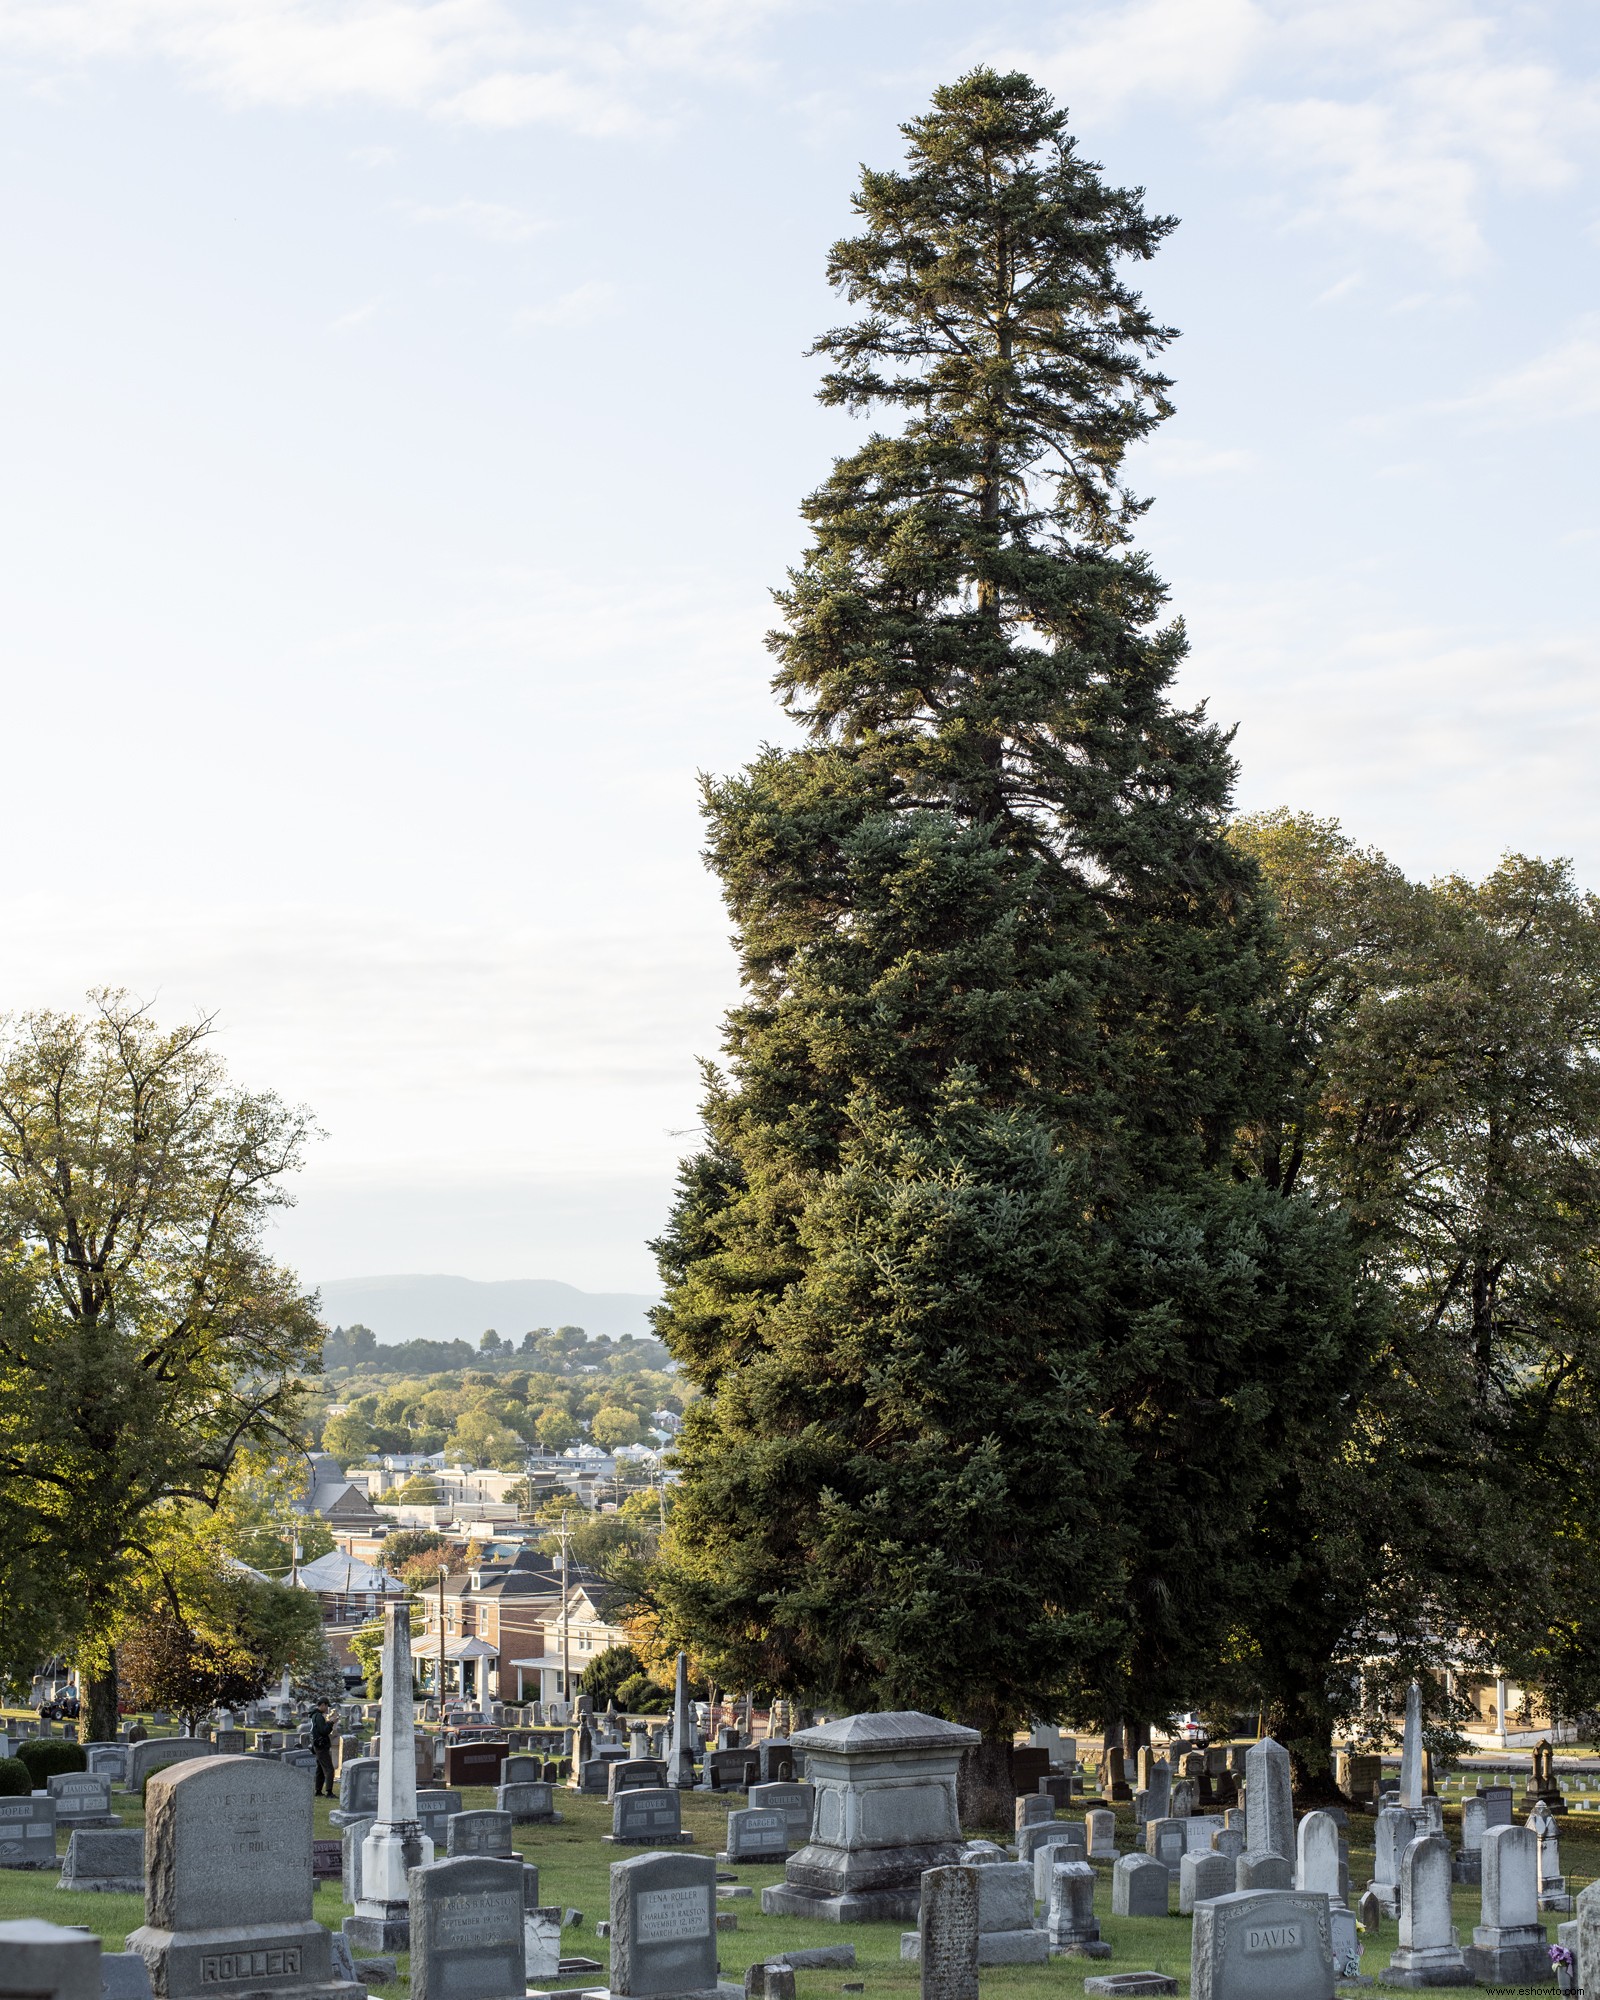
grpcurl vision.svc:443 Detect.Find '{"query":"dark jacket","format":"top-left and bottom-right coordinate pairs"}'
top-left (310, 1712), bottom-right (333, 1752)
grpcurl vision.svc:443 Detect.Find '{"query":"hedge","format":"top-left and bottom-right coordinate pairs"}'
top-left (0, 1757), bottom-right (30, 1797)
top-left (16, 1739), bottom-right (87, 1781)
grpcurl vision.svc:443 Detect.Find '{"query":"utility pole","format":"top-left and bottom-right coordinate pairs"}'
top-left (560, 1508), bottom-right (571, 1708)
top-left (438, 1565), bottom-right (448, 1706)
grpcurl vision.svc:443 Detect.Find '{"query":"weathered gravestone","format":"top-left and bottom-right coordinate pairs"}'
top-left (409, 1856), bottom-right (525, 2000)
top-left (48, 1773), bottom-right (119, 1828)
top-left (609, 1850), bottom-right (732, 1999)
top-left (1234, 1851), bottom-right (1292, 1892)
top-left (1031, 1836), bottom-right (1085, 1906)
top-left (1454, 1796), bottom-right (1486, 1886)
top-left (125, 1756), bottom-right (361, 2000)
top-left (1464, 1822), bottom-right (1548, 1985)
top-left (1112, 1853), bottom-right (1169, 1917)
top-left (1081, 1977), bottom-right (1177, 1998)
top-left (0, 1795), bottom-right (57, 1869)
top-left (724, 1810), bottom-right (788, 1864)
top-left (1178, 1851), bottom-right (1233, 1916)
top-left (1384, 1833), bottom-right (1469, 1989)
top-left (1211, 1826), bottom-right (1244, 1863)
top-left (1045, 1859), bottom-right (1109, 1959)
top-left (341, 1817), bottom-right (374, 1905)
top-left (1478, 1782), bottom-right (1514, 1828)
top-left (1014, 1794), bottom-right (1054, 1832)
top-left (1576, 1878), bottom-right (1600, 1998)
top-left (916, 1865), bottom-right (978, 2000)
top-left (1190, 1889), bottom-right (1334, 2000)
top-left (86, 1748), bottom-right (127, 1786)
top-left (609, 1789), bottom-right (694, 1847)
top-left (902, 1863), bottom-right (1046, 1966)
top-left (610, 1761), bottom-right (670, 1800)
top-left (58, 1827), bottom-right (144, 1893)
top-left (1244, 1736), bottom-right (1294, 1862)
top-left (761, 1712), bottom-right (976, 1924)
top-left (331, 1758), bottom-right (378, 1828)
top-left (1530, 1799), bottom-right (1567, 1908)
top-left (447, 1811), bottom-right (514, 1859)
top-left (496, 1778), bottom-right (560, 1825)
top-left (502, 1754), bottom-right (542, 1784)
top-left (1020, 1832), bottom-right (1080, 1872)
top-left (748, 1783), bottom-right (813, 1850)
top-left (1145, 1818), bottom-right (1186, 1878)
top-left (1085, 1809), bottom-right (1118, 1861)
top-left (0, 1918), bottom-right (102, 2000)
top-left (1182, 1815), bottom-right (1224, 1855)
top-left (416, 1790), bottom-right (464, 1851)
top-left (102, 1952), bottom-right (157, 2000)
top-left (1367, 1805), bottom-right (1414, 1916)
top-left (124, 1740), bottom-right (212, 1795)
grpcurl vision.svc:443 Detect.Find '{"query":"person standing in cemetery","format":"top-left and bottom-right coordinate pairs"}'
top-left (310, 1701), bottom-right (335, 1797)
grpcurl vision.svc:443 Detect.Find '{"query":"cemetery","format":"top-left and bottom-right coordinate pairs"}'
top-left (8, 1640), bottom-right (1600, 2000)
top-left (4, 37), bottom-right (1600, 2000)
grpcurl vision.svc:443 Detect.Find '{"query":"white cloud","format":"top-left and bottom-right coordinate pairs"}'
top-left (514, 279), bottom-right (617, 328)
top-left (1004, 0), bottom-right (1598, 275)
top-left (329, 295), bottom-right (383, 330)
top-left (1141, 438), bottom-right (1258, 478)
top-left (0, 0), bottom-right (796, 135)
top-left (1443, 321), bottom-right (1600, 424)
top-left (409, 197), bottom-right (550, 242)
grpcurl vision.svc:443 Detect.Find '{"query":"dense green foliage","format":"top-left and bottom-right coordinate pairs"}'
top-left (0, 995), bottom-right (322, 1738)
top-left (0, 1758), bottom-right (29, 1797)
top-left (316, 1346), bottom-right (679, 1472)
top-left (1226, 814), bottom-right (1600, 1765)
top-left (15, 1739), bottom-right (86, 1781)
top-left (649, 70), bottom-right (1368, 1754)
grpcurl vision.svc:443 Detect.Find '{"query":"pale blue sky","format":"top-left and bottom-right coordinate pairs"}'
top-left (1, 0), bottom-right (1595, 1294)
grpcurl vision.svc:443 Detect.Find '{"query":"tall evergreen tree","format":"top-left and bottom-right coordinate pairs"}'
top-left (651, 70), bottom-right (1362, 1816)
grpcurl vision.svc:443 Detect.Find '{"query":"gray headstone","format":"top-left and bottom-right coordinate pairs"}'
top-left (1178, 1851), bottom-right (1233, 1916)
top-left (409, 1855), bottom-right (526, 2000)
top-left (1111, 1853), bottom-right (1169, 1917)
top-left (609, 1849), bottom-right (719, 1998)
top-left (47, 1774), bottom-right (115, 1823)
top-left (58, 1828), bottom-right (144, 1892)
top-left (1576, 1878), bottom-right (1600, 1996)
top-left (1190, 1889), bottom-right (1335, 2000)
top-left (1085, 1809), bottom-right (1117, 1859)
top-left (342, 1816), bottom-right (374, 1905)
top-left (1460, 1795), bottom-right (1487, 1852)
top-left (1016, 1821), bottom-right (1083, 1867)
top-left (609, 1760), bottom-right (669, 1800)
top-left (502, 1755), bottom-right (542, 1784)
top-left (726, 1809), bottom-right (788, 1863)
top-left (417, 1789), bottom-right (464, 1848)
top-left (1211, 1827), bottom-right (1244, 1862)
top-left (1045, 1858), bottom-right (1106, 1957)
top-left (611, 1788), bottom-right (687, 1846)
top-left (918, 1865), bottom-right (979, 2000)
top-left (124, 1755), bottom-right (350, 2000)
top-left (1243, 1738), bottom-right (1293, 1862)
top-left (124, 1738), bottom-right (212, 1794)
top-left (447, 1811), bottom-right (514, 1859)
top-left (1182, 1815), bottom-right (1223, 1854)
top-left (1479, 1783), bottom-right (1514, 1827)
top-left (758, 1710), bottom-right (975, 1925)
top-left (99, 1953), bottom-right (154, 2000)
top-left (0, 1918), bottom-right (102, 2000)
top-left (1014, 1794), bottom-right (1054, 1831)
top-left (0, 1795), bottom-right (57, 1869)
top-left (1294, 1811), bottom-right (1341, 1902)
top-left (1464, 1823), bottom-right (1547, 1985)
top-left (86, 1749), bottom-right (127, 1786)
top-left (972, 1861), bottom-right (1033, 1936)
top-left (1386, 1833), bottom-right (1468, 1986)
top-left (747, 1782), bottom-right (814, 1849)
top-left (1235, 1851), bottom-right (1292, 1892)
top-left (1146, 1818), bottom-right (1187, 1877)
top-left (497, 1780), bottom-right (558, 1824)
top-left (336, 1757), bottom-right (380, 1823)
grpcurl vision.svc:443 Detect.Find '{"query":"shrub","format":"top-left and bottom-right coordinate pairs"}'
top-left (614, 1672), bottom-right (671, 1714)
top-left (0, 1757), bottom-right (30, 1796)
top-left (16, 1740), bottom-right (86, 1782)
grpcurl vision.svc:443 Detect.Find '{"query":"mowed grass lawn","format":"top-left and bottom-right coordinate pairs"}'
top-left (2, 1779), bottom-right (1594, 1997)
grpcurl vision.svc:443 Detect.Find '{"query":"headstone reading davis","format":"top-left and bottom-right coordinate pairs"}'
top-left (125, 1756), bottom-right (363, 2000)
top-left (609, 1850), bottom-right (736, 2000)
top-left (409, 1855), bottom-right (526, 2000)
top-left (1190, 1889), bottom-right (1335, 2000)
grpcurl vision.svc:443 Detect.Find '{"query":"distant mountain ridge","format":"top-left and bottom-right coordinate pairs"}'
top-left (316, 1273), bottom-right (660, 1344)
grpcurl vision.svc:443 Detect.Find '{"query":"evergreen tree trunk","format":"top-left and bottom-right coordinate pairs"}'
top-left (957, 1734), bottom-right (1015, 1835)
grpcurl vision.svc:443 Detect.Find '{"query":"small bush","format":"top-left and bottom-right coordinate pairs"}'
top-left (0, 1757), bottom-right (30, 1796)
top-left (16, 1740), bottom-right (87, 1782)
